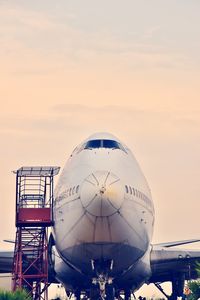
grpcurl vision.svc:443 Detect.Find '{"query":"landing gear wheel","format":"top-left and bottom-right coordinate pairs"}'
top-left (169, 296), bottom-right (177, 300)
top-left (65, 291), bottom-right (71, 298)
top-left (105, 283), bottom-right (115, 300)
top-left (90, 284), bottom-right (101, 300)
top-left (75, 290), bottom-right (81, 300)
top-left (170, 276), bottom-right (184, 300)
top-left (124, 289), bottom-right (131, 300)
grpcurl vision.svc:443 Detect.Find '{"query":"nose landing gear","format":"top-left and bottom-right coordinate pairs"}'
top-left (89, 276), bottom-right (115, 300)
top-left (73, 287), bottom-right (135, 300)
top-left (124, 289), bottom-right (131, 300)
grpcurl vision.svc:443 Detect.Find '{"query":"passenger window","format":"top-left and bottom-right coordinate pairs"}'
top-left (72, 186), bottom-right (75, 195)
top-left (132, 188), bottom-right (135, 196)
top-left (129, 186), bottom-right (132, 194)
top-left (69, 188), bottom-right (72, 196)
top-left (125, 185), bottom-right (129, 193)
top-left (76, 185), bottom-right (79, 193)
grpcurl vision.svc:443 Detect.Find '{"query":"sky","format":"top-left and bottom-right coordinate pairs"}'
top-left (0, 0), bottom-right (200, 298)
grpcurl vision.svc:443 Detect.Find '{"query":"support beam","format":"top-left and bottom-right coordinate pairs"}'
top-left (154, 282), bottom-right (171, 299)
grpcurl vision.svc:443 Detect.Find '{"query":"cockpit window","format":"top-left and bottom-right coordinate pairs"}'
top-left (84, 139), bottom-right (126, 152)
top-left (84, 140), bottom-right (101, 149)
top-left (103, 140), bottom-right (120, 149)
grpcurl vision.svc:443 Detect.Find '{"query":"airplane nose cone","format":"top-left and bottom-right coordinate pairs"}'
top-left (80, 171), bottom-right (124, 217)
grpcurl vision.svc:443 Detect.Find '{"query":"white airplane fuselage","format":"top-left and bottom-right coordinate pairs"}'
top-left (52, 133), bottom-right (155, 292)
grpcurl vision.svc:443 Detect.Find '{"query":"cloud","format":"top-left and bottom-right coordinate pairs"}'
top-left (0, 2), bottom-right (194, 73)
top-left (0, 5), bottom-right (60, 30)
top-left (0, 104), bottom-right (199, 144)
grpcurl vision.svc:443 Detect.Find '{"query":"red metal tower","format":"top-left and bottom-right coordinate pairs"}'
top-left (12, 167), bottom-right (60, 300)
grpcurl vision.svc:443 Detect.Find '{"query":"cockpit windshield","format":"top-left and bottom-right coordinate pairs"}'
top-left (84, 139), bottom-right (126, 152)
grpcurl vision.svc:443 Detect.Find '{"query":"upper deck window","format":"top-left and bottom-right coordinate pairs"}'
top-left (84, 139), bottom-right (126, 152)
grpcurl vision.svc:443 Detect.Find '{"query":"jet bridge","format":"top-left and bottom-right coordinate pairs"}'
top-left (12, 166), bottom-right (60, 300)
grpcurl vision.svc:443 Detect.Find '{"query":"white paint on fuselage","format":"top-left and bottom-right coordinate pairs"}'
top-left (53, 133), bottom-right (155, 288)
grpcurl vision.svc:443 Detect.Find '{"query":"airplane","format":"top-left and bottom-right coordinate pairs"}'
top-left (1, 132), bottom-right (200, 300)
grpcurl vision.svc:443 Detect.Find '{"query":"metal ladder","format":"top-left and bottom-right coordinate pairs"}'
top-left (12, 166), bottom-right (60, 300)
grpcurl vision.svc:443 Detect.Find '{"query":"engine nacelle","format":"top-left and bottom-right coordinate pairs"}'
top-left (48, 233), bottom-right (59, 283)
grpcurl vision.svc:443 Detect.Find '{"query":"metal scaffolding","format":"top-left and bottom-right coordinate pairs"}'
top-left (12, 166), bottom-right (60, 300)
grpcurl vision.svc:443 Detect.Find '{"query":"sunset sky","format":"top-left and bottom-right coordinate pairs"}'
top-left (0, 0), bottom-right (200, 297)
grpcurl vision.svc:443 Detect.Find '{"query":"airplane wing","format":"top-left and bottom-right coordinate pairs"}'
top-left (153, 239), bottom-right (200, 248)
top-left (0, 249), bottom-right (58, 283)
top-left (149, 243), bottom-right (200, 283)
top-left (0, 251), bottom-right (13, 273)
